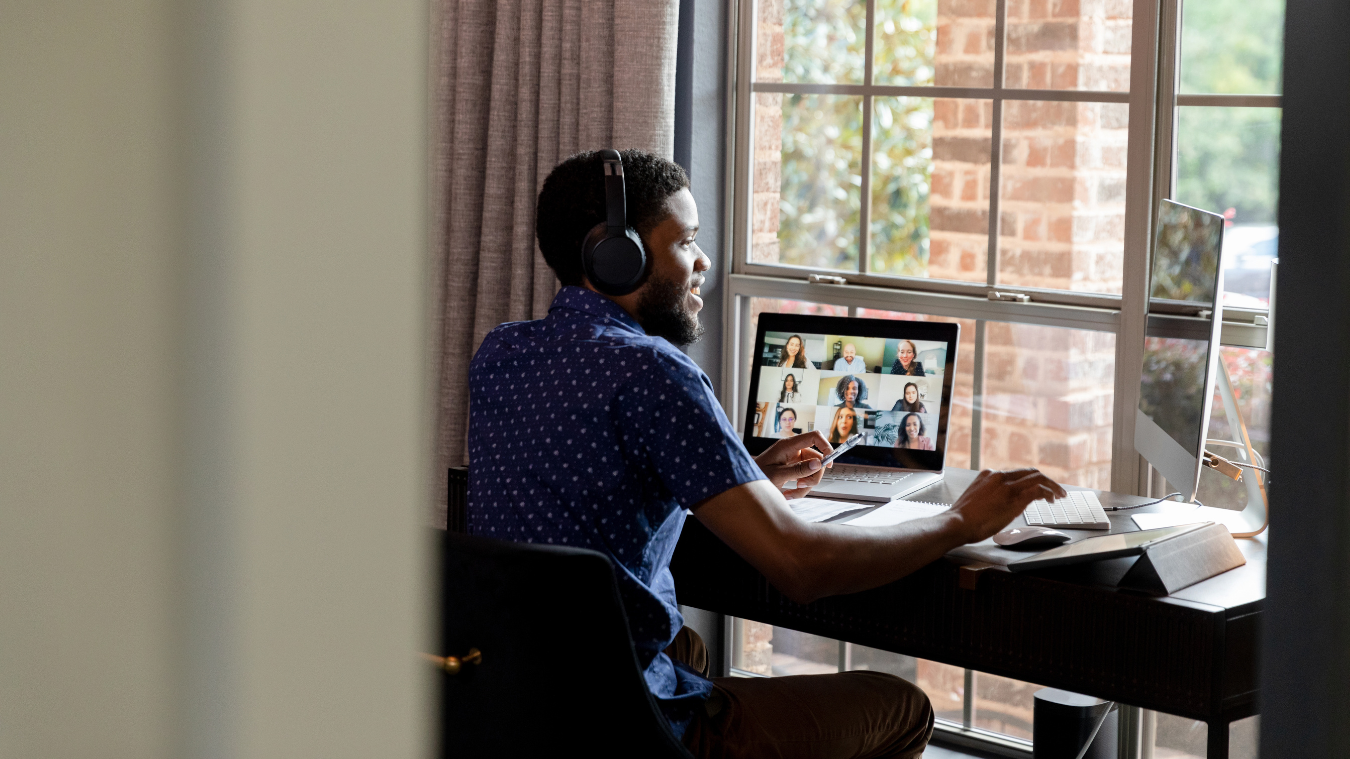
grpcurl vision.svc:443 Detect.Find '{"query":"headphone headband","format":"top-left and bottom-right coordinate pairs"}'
top-left (580, 149), bottom-right (648, 296)
top-left (601, 150), bottom-right (627, 234)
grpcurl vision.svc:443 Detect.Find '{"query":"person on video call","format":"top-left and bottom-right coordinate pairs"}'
top-left (827, 406), bottom-right (859, 445)
top-left (890, 340), bottom-right (926, 376)
top-left (833, 342), bottom-right (868, 373)
top-left (467, 148), bottom-right (1066, 759)
top-left (779, 373), bottom-right (802, 403)
top-left (777, 334), bottom-right (809, 368)
top-left (834, 374), bottom-right (873, 409)
top-left (895, 412), bottom-right (935, 451)
top-left (891, 382), bottom-right (928, 413)
top-left (776, 407), bottom-right (799, 439)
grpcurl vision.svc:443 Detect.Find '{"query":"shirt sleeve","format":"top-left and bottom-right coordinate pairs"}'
top-left (616, 349), bottom-right (766, 509)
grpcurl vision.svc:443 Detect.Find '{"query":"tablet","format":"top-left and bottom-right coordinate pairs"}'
top-left (1006, 523), bottom-right (1212, 572)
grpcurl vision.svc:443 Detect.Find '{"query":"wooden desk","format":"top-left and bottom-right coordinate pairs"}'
top-left (669, 468), bottom-right (1264, 758)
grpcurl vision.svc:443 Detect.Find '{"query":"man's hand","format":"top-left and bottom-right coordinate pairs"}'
top-left (946, 468), bottom-right (1068, 544)
top-left (754, 431), bottom-right (833, 498)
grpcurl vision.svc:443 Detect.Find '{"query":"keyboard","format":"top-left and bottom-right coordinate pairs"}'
top-left (1023, 490), bottom-right (1110, 530)
top-left (818, 465), bottom-right (906, 485)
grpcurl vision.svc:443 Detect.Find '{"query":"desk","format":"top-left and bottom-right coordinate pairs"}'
top-left (669, 468), bottom-right (1264, 759)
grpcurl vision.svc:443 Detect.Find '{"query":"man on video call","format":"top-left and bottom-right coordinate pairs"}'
top-left (468, 149), bottom-right (1067, 759)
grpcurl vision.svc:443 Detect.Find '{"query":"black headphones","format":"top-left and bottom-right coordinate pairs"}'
top-left (580, 149), bottom-right (647, 296)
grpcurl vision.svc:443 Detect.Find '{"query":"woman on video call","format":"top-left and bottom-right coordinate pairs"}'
top-left (777, 334), bottom-right (808, 368)
top-left (827, 407), bottom-right (858, 445)
top-left (895, 412), bottom-right (934, 451)
top-left (890, 340), bottom-right (926, 376)
top-left (778, 373), bottom-right (801, 403)
top-left (775, 407), bottom-right (798, 439)
top-left (891, 382), bottom-right (928, 413)
top-left (833, 374), bottom-right (873, 409)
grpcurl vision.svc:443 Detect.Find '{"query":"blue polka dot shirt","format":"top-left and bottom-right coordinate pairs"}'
top-left (467, 286), bottom-right (765, 735)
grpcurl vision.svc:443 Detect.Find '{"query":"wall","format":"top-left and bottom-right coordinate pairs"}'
top-left (0, 1), bottom-right (430, 756)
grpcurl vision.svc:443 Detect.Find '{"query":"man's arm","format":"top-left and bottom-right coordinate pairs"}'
top-left (693, 468), bottom-right (1066, 605)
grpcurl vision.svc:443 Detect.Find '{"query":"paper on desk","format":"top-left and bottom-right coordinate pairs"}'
top-left (787, 498), bottom-right (873, 523)
top-left (841, 499), bottom-right (949, 527)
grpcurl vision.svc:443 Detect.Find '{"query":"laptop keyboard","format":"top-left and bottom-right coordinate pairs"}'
top-left (819, 465), bottom-right (906, 485)
top-left (1023, 490), bottom-right (1110, 530)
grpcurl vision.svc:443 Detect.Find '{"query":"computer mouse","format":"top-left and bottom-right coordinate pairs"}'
top-left (993, 526), bottom-right (1073, 549)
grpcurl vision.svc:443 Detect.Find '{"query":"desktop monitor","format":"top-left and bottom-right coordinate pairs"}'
top-left (1134, 200), bottom-right (1226, 503)
top-left (742, 313), bottom-right (960, 471)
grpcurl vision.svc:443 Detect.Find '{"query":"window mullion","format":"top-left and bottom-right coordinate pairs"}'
top-left (970, 320), bottom-right (986, 469)
top-left (729, 0), bottom-right (757, 279)
top-left (858, 0), bottom-right (876, 276)
top-left (1109, 0), bottom-right (1168, 496)
top-left (986, 0), bottom-right (1008, 288)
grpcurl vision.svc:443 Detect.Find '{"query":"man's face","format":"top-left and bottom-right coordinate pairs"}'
top-left (630, 188), bottom-right (710, 346)
top-left (843, 344), bottom-right (856, 362)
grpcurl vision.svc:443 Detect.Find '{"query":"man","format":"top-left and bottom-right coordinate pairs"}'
top-left (833, 342), bottom-right (868, 373)
top-left (468, 149), bottom-right (1066, 759)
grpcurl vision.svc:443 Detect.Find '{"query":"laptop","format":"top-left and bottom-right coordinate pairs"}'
top-left (742, 313), bottom-right (959, 502)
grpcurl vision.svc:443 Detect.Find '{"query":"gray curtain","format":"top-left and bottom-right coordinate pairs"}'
top-left (432, 0), bottom-right (681, 524)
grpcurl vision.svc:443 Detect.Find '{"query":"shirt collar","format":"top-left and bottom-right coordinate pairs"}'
top-left (551, 286), bottom-right (645, 334)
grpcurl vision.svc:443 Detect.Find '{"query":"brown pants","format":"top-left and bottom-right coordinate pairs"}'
top-left (667, 627), bottom-right (934, 759)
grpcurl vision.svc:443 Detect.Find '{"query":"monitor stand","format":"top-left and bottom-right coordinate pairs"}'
top-left (1133, 361), bottom-right (1269, 538)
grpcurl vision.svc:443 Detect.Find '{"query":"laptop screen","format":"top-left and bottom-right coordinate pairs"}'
top-left (743, 313), bottom-right (960, 471)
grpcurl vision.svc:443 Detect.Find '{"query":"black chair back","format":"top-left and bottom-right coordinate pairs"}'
top-left (439, 530), bottom-right (695, 758)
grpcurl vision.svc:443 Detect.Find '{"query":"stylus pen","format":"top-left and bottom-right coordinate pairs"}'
top-left (820, 433), bottom-right (864, 466)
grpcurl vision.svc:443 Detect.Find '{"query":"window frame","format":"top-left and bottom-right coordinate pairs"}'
top-left (718, 0), bottom-right (1280, 751)
top-left (721, 0), bottom-right (1276, 495)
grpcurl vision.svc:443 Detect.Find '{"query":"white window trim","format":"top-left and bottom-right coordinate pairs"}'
top-left (720, 0), bottom-right (1275, 497)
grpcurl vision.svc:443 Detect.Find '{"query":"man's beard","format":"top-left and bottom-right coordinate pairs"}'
top-left (635, 272), bottom-right (705, 346)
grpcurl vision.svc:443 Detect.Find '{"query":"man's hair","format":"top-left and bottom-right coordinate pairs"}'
top-left (536, 149), bottom-right (690, 286)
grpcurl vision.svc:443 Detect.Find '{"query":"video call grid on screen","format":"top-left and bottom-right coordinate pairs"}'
top-left (744, 314), bottom-right (960, 471)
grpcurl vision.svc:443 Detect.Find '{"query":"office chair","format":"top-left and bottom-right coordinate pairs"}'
top-left (437, 529), bottom-right (696, 759)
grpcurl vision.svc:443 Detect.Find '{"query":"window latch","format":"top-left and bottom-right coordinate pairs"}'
top-left (808, 274), bottom-right (848, 285)
top-left (988, 290), bottom-right (1030, 303)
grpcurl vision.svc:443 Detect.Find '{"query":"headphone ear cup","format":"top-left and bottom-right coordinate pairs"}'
top-left (582, 228), bottom-right (647, 296)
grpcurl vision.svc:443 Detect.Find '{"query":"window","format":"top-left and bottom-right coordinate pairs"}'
top-left (722, 0), bottom-right (1279, 755)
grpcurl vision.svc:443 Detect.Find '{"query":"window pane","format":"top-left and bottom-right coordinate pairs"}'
top-left (848, 644), bottom-right (919, 681)
top-left (1155, 714), bottom-right (1260, 759)
top-left (870, 97), bottom-right (936, 278)
top-left (759, 0), bottom-right (867, 84)
top-left (981, 322), bottom-right (1115, 490)
top-left (925, 98), bottom-right (994, 282)
top-left (998, 101), bottom-right (1129, 294)
top-left (771, 627), bottom-right (840, 675)
top-left (873, 0), bottom-right (941, 87)
top-left (731, 617), bottom-right (776, 675)
top-left (974, 672), bottom-right (1039, 740)
top-left (916, 660), bottom-right (967, 724)
top-left (1179, 0), bottom-right (1283, 94)
top-left (752, 93), bottom-right (863, 272)
top-left (856, 309), bottom-right (976, 469)
top-left (1004, 0), bottom-right (1132, 91)
top-left (1174, 106), bottom-right (1281, 306)
top-left (749, 298), bottom-right (850, 333)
